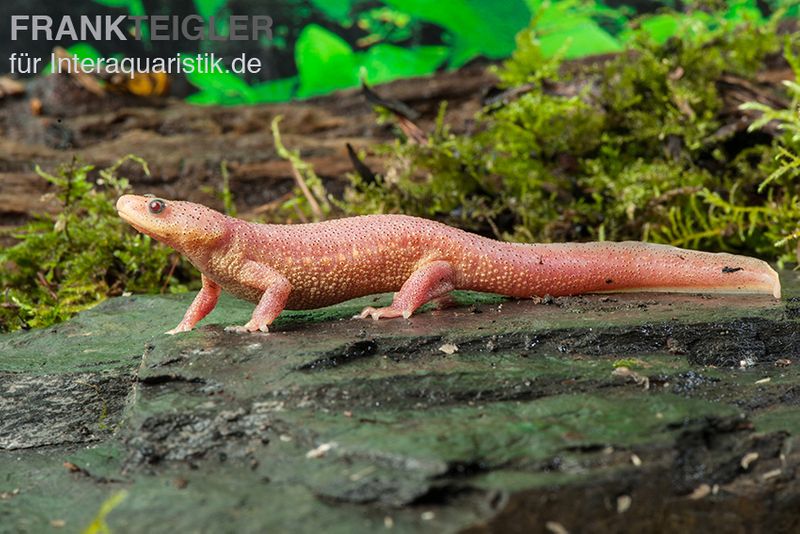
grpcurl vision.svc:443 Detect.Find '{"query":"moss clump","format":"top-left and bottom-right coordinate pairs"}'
top-left (0, 157), bottom-right (191, 332)
top-left (612, 358), bottom-right (645, 369)
top-left (342, 9), bottom-right (800, 264)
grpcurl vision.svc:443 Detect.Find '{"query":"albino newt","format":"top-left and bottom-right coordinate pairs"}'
top-left (116, 195), bottom-right (781, 334)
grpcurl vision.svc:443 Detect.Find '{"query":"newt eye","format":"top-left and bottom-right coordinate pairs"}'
top-left (148, 199), bottom-right (166, 214)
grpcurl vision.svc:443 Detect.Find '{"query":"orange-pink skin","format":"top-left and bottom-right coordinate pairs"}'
top-left (116, 195), bottom-right (781, 334)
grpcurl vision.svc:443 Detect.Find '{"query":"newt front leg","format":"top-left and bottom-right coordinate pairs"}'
top-left (166, 274), bottom-right (221, 335)
top-left (225, 261), bottom-right (292, 333)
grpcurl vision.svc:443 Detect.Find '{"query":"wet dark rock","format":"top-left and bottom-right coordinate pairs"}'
top-left (2, 281), bottom-right (800, 532)
top-left (0, 370), bottom-right (131, 449)
top-left (671, 371), bottom-right (721, 396)
top-left (297, 339), bottom-right (379, 371)
top-left (125, 406), bottom-right (272, 466)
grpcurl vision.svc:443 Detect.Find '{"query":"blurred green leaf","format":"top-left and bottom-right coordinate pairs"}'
top-left (249, 77), bottom-right (299, 103)
top-left (182, 54), bottom-right (256, 105)
top-left (725, 0), bottom-right (765, 24)
top-left (296, 24), bottom-right (360, 98)
top-left (538, 18), bottom-right (622, 58)
top-left (310, 0), bottom-right (353, 22)
top-left (529, 1), bottom-right (622, 58)
top-left (385, 0), bottom-right (530, 67)
top-left (193, 0), bottom-right (228, 20)
top-left (185, 91), bottom-right (223, 105)
top-left (360, 44), bottom-right (448, 84)
top-left (632, 14), bottom-right (681, 45)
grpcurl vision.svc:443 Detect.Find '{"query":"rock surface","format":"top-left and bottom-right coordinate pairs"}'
top-left (2, 276), bottom-right (800, 533)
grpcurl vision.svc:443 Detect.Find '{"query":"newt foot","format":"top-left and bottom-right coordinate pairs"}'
top-left (224, 323), bottom-right (269, 334)
top-left (354, 306), bottom-right (411, 320)
top-left (166, 324), bottom-right (192, 335)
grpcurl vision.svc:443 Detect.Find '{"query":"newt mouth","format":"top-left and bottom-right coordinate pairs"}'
top-left (116, 195), bottom-right (137, 220)
top-left (116, 195), bottom-right (152, 236)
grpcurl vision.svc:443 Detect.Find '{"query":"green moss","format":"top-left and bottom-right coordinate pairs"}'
top-left (341, 9), bottom-right (800, 263)
top-left (612, 358), bottom-right (643, 369)
top-left (0, 156), bottom-right (192, 332)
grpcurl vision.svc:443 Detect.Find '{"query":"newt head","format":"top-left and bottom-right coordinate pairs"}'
top-left (116, 194), bottom-right (228, 252)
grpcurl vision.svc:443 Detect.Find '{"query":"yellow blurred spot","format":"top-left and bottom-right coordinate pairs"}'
top-left (82, 490), bottom-right (128, 534)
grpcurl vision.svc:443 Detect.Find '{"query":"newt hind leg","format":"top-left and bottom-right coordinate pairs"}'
top-left (357, 260), bottom-right (456, 320)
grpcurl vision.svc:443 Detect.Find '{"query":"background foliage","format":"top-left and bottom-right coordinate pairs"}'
top-left (52, 0), bottom-right (789, 104)
top-left (0, 158), bottom-right (189, 332)
top-left (4, 1), bottom-right (800, 332)
top-left (338, 5), bottom-right (800, 266)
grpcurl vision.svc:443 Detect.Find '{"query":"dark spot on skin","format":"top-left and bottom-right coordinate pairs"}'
top-left (606, 279), bottom-right (613, 284)
top-left (722, 266), bottom-right (743, 273)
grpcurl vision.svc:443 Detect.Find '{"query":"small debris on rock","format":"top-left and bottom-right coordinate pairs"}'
top-left (439, 343), bottom-right (458, 355)
top-left (384, 516), bottom-right (394, 529)
top-left (421, 511), bottom-right (435, 521)
top-left (688, 483), bottom-right (711, 500)
top-left (173, 478), bottom-right (188, 489)
top-left (775, 358), bottom-right (792, 367)
top-left (545, 521), bottom-right (569, 534)
top-left (349, 466), bottom-right (376, 482)
top-left (0, 489), bottom-right (19, 500)
top-left (762, 469), bottom-right (782, 480)
top-left (755, 377), bottom-right (771, 385)
top-left (631, 454), bottom-right (642, 467)
top-left (612, 366), bottom-right (650, 389)
top-left (306, 442), bottom-right (337, 459)
top-left (665, 337), bottom-right (687, 355)
top-left (252, 400), bottom-right (284, 413)
top-left (63, 462), bottom-right (81, 473)
top-left (49, 519), bottom-right (66, 528)
top-left (616, 495), bottom-right (632, 513)
top-left (740, 452), bottom-right (759, 470)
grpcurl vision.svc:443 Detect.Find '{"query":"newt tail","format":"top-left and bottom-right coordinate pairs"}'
top-left (116, 195), bottom-right (781, 334)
